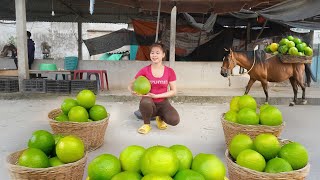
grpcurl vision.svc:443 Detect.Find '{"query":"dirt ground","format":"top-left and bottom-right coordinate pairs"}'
top-left (0, 97), bottom-right (319, 179)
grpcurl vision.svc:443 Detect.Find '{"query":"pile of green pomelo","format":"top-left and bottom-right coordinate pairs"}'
top-left (228, 133), bottom-right (309, 173)
top-left (224, 95), bottom-right (283, 126)
top-left (86, 144), bottom-right (227, 180)
top-left (265, 35), bottom-right (313, 57)
top-left (54, 89), bottom-right (108, 122)
top-left (18, 130), bottom-right (85, 168)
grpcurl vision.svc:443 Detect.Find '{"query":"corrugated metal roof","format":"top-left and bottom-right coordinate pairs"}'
top-left (0, 0), bottom-right (282, 23)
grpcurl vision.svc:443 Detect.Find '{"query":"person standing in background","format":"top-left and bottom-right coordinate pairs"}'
top-left (14, 31), bottom-right (35, 69)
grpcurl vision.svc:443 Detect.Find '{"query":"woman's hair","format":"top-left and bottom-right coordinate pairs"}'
top-left (150, 42), bottom-right (165, 53)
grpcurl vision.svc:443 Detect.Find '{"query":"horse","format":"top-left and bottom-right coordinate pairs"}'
top-left (220, 49), bottom-right (311, 106)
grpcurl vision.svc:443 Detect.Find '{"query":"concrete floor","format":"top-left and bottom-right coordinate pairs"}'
top-left (0, 97), bottom-right (319, 180)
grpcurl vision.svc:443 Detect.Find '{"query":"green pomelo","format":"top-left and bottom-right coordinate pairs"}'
top-left (89, 105), bottom-right (108, 121)
top-left (264, 157), bottom-right (293, 173)
top-left (68, 106), bottom-right (89, 122)
top-left (88, 154), bottom-right (121, 180)
top-left (236, 149), bottom-right (266, 172)
top-left (237, 108), bottom-right (259, 125)
top-left (265, 46), bottom-right (271, 53)
top-left (51, 134), bottom-right (64, 157)
top-left (230, 96), bottom-right (240, 112)
top-left (76, 89), bottom-right (96, 109)
top-left (133, 76), bottom-right (151, 95)
top-left (53, 134), bottom-right (64, 145)
top-left (238, 95), bottom-right (257, 111)
top-left (28, 130), bottom-right (55, 156)
top-left (224, 110), bottom-right (237, 123)
top-left (111, 171), bottom-right (142, 180)
top-left (119, 145), bottom-right (146, 173)
top-left (289, 47), bottom-right (299, 56)
top-left (278, 45), bottom-right (289, 54)
top-left (253, 134), bottom-right (281, 160)
top-left (278, 142), bottom-right (309, 170)
top-left (259, 103), bottom-right (270, 112)
top-left (191, 153), bottom-right (226, 180)
top-left (174, 169), bottom-right (205, 180)
top-left (49, 157), bottom-right (65, 167)
top-left (140, 145), bottom-right (179, 176)
top-left (54, 113), bottom-right (69, 122)
top-left (279, 38), bottom-right (289, 46)
top-left (304, 47), bottom-right (313, 56)
top-left (56, 135), bottom-right (85, 163)
top-left (61, 98), bottom-right (78, 115)
top-left (169, 144), bottom-right (193, 170)
top-left (229, 134), bottom-right (254, 159)
top-left (286, 41), bottom-right (295, 48)
top-left (296, 43), bottom-right (306, 52)
top-left (18, 148), bottom-right (49, 168)
top-left (142, 174), bottom-right (173, 180)
top-left (293, 37), bottom-right (302, 45)
top-left (287, 35), bottom-right (294, 41)
top-left (259, 106), bottom-right (283, 126)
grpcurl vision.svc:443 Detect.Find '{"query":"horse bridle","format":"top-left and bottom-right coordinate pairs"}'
top-left (222, 52), bottom-right (237, 71)
top-left (225, 51), bottom-right (256, 75)
top-left (223, 51), bottom-right (256, 91)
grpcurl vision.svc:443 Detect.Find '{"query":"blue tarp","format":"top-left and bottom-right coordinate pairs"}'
top-left (98, 53), bottom-right (123, 61)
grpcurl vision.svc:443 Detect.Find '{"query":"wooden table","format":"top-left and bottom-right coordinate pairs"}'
top-left (0, 69), bottom-right (18, 77)
top-left (29, 70), bottom-right (73, 80)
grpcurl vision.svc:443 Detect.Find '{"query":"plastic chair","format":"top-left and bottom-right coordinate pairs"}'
top-left (73, 70), bottom-right (109, 91)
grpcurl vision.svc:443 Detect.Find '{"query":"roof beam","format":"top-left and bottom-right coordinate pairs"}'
top-left (57, 0), bottom-right (84, 18)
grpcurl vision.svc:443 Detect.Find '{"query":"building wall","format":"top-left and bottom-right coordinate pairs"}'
top-left (0, 22), bottom-right (127, 60)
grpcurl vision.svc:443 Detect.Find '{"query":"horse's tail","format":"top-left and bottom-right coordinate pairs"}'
top-left (304, 63), bottom-right (316, 87)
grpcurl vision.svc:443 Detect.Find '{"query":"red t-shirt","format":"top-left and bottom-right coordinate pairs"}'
top-left (135, 65), bottom-right (176, 102)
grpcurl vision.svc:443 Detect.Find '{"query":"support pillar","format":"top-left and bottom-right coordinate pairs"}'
top-left (169, 6), bottom-right (177, 68)
top-left (15, 0), bottom-right (28, 91)
top-left (78, 22), bottom-right (83, 60)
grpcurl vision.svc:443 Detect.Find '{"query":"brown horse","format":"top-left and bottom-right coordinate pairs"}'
top-left (220, 49), bottom-right (310, 106)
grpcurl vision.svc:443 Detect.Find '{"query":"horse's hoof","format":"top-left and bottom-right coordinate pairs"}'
top-left (302, 99), bottom-right (307, 105)
top-left (289, 102), bottom-right (295, 106)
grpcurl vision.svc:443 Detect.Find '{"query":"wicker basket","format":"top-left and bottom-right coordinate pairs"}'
top-left (221, 114), bottom-right (285, 147)
top-left (48, 108), bottom-right (109, 151)
top-left (278, 54), bottom-right (312, 64)
top-left (225, 140), bottom-right (310, 180)
top-left (7, 149), bottom-right (87, 180)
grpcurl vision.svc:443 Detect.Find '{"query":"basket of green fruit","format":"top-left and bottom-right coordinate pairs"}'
top-left (225, 134), bottom-right (310, 180)
top-left (7, 131), bottom-right (87, 180)
top-left (221, 95), bottom-right (285, 147)
top-left (48, 89), bottom-right (109, 151)
top-left (265, 36), bottom-right (313, 64)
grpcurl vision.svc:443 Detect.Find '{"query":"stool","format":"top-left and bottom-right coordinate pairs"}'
top-left (87, 72), bottom-right (100, 90)
top-left (55, 74), bottom-right (66, 80)
top-left (73, 70), bottom-right (109, 91)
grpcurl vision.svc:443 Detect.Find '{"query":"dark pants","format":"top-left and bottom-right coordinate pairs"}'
top-left (14, 58), bottom-right (32, 69)
top-left (139, 97), bottom-right (180, 126)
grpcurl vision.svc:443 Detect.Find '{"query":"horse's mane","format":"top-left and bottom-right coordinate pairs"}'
top-left (234, 50), bottom-right (268, 63)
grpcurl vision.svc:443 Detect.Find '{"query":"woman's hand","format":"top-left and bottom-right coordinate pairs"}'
top-left (142, 93), bottom-right (157, 98)
top-left (131, 91), bottom-right (139, 96)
